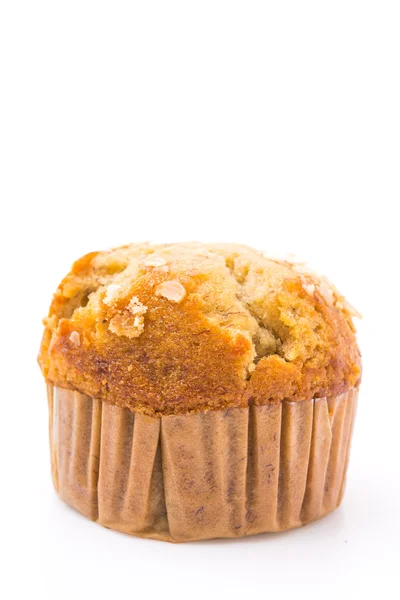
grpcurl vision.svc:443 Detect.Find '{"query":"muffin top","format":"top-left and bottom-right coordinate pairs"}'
top-left (39, 242), bottom-right (361, 416)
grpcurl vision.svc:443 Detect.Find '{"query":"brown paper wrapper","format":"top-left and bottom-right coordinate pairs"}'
top-left (47, 385), bottom-right (358, 542)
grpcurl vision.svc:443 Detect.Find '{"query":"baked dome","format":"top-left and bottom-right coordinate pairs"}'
top-left (39, 243), bottom-right (361, 416)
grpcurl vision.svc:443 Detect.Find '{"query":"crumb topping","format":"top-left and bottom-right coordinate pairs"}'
top-left (103, 284), bottom-right (122, 306)
top-left (39, 242), bottom-right (361, 416)
top-left (109, 311), bottom-right (145, 338)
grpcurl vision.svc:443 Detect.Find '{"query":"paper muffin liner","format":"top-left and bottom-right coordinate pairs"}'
top-left (47, 385), bottom-right (358, 542)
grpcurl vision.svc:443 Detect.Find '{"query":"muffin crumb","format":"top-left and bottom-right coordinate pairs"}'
top-left (109, 312), bottom-right (145, 338)
top-left (103, 284), bottom-right (121, 306)
top-left (127, 296), bottom-right (147, 315)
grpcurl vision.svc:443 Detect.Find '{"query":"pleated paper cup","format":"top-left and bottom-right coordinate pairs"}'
top-left (47, 384), bottom-right (358, 542)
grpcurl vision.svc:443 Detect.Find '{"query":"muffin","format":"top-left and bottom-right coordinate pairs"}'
top-left (38, 242), bottom-right (361, 542)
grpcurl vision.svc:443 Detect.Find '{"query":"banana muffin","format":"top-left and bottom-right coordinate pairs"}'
top-left (39, 242), bottom-right (361, 542)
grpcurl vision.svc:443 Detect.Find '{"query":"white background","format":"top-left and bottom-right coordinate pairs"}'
top-left (1, 1), bottom-right (399, 599)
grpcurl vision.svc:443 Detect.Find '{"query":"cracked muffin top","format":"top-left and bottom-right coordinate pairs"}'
top-left (38, 242), bottom-right (361, 416)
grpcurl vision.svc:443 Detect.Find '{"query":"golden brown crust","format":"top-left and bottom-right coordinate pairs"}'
top-left (38, 243), bottom-right (361, 416)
